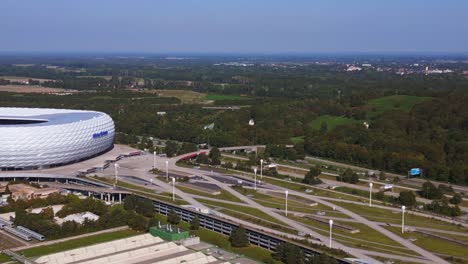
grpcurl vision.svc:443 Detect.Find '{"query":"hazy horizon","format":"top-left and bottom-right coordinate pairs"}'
top-left (1, 0), bottom-right (467, 54)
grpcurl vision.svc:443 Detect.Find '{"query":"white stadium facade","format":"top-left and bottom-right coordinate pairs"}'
top-left (0, 107), bottom-right (115, 170)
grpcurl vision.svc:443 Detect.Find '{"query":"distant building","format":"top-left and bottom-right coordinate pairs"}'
top-left (8, 184), bottom-right (59, 201)
top-left (157, 111), bottom-right (167, 116)
top-left (346, 66), bottom-right (362, 72)
top-left (363, 121), bottom-right (370, 129)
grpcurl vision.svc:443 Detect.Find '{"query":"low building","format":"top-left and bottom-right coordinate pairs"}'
top-left (8, 184), bottom-right (59, 201)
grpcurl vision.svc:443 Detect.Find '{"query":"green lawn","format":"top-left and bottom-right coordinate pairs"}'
top-left (290, 136), bottom-right (305, 144)
top-left (19, 229), bottom-right (140, 257)
top-left (332, 201), bottom-right (467, 232)
top-left (367, 95), bottom-right (430, 118)
top-left (195, 198), bottom-right (284, 225)
top-left (204, 94), bottom-right (250, 101)
top-left (385, 226), bottom-right (468, 259)
top-left (309, 115), bottom-right (360, 130)
top-left (287, 215), bottom-right (417, 256)
top-left (0, 254), bottom-right (10, 263)
top-left (177, 185), bottom-right (243, 203)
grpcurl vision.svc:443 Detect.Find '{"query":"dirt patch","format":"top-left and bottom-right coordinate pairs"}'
top-left (0, 85), bottom-right (78, 94)
top-left (131, 89), bottom-right (209, 104)
top-left (0, 76), bottom-right (53, 83)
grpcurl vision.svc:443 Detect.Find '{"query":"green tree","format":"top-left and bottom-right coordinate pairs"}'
top-left (340, 168), bottom-right (359, 184)
top-left (123, 195), bottom-right (138, 211)
top-left (378, 171), bottom-right (387, 181)
top-left (272, 242), bottom-right (305, 264)
top-left (449, 193), bottom-right (462, 205)
top-left (167, 209), bottom-right (180, 225)
top-left (128, 213), bottom-right (148, 231)
top-left (190, 216), bottom-right (200, 230)
top-left (4, 185), bottom-right (11, 195)
top-left (302, 166), bottom-right (322, 185)
top-left (40, 207), bottom-right (55, 220)
top-left (165, 141), bottom-right (178, 157)
top-left (229, 226), bottom-right (249, 247)
top-left (209, 147), bottom-right (221, 165)
top-left (179, 142), bottom-right (198, 155)
top-left (399, 191), bottom-right (416, 207)
top-left (196, 153), bottom-right (209, 164)
top-left (320, 121), bottom-right (328, 134)
top-left (421, 181), bottom-right (443, 200)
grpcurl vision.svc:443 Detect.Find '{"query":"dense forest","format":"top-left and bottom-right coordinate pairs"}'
top-left (0, 56), bottom-right (467, 184)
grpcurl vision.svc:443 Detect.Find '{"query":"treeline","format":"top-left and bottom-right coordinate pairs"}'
top-left (305, 91), bottom-right (468, 184)
top-left (13, 195), bottom-right (154, 239)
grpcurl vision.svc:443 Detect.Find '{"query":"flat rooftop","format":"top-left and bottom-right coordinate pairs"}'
top-left (33, 234), bottom-right (230, 264)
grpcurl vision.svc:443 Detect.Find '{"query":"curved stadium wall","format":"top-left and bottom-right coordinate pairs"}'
top-left (0, 107), bottom-right (115, 170)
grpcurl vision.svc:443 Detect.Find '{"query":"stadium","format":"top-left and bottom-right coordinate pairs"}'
top-left (0, 107), bottom-right (115, 170)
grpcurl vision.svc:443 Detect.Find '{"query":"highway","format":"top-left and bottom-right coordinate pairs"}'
top-left (151, 151), bottom-right (452, 263)
top-left (3, 145), bottom-right (466, 263)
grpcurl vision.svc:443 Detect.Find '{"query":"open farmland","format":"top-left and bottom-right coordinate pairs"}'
top-left (0, 76), bottom-right (53, 83)
top-left (0, 85), bottom-right (77, 94)
top-left (367, 95), bottom-right (430, 118)
top-left (134, 89), bottom-right (208, 104)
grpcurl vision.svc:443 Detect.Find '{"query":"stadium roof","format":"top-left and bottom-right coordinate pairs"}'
top-left (0, 107), bottom-right (102, 127)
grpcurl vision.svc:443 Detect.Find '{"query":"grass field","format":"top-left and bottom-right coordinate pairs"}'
top-left (176, 185), bottom-right (243, 203)
top-left (204, 93), bottom-right (250, 101)
top-left (19, 229), bottom-right (140, 257)
top-left (135, 89), bottom-right (207, 104)
top-left (287, 215), bottom-right (417, 256)
top-left (0, 85), bottom-right (71, 93)
top-left (290, 136), bottom-right (305, 144)
top-left (196, 198), bottom-right (284, 225)
top-left (76, 75), bottom-right (112, 81)
top-left (385, 226), bottom-right (468, 259)
top-left (0, 76), bottom-right (53, 83)
top-left (367, 95), bottom-right (430, 118)
top-left (309, 115), bottom-right (359, 131)
top-left (332, 201), bottom-right (467, 232)
top-left (0, 254), bottom-right (10, 263)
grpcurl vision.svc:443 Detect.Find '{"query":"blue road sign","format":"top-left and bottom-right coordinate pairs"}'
top-left (410, 168), bottom-right (421, 176)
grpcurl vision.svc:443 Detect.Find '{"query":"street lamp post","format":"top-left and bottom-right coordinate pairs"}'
top-left (172, 177), bottom-right (175, 201)
top-left (329, 219), bottom-right (334, 248)
top-left (165, 160), bottom-right (169, 181)
top-left (260, 159), bottom-right (264, 180)
top-left (114, 163), bottom-right (118, 188)
top-left (369, 182), bottom-right (373, 207)
top-left (254, 168), bottom-right (257, 191)
top-left (153, 151), bottom-right (156, 169)
top-left (285, 190), bottom-right (289, 216)
top-left (401, 205), bottom-right (406, 233)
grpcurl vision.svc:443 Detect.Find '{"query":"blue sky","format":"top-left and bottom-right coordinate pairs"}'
top-left (0, 0), bottom-right (467, 53)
